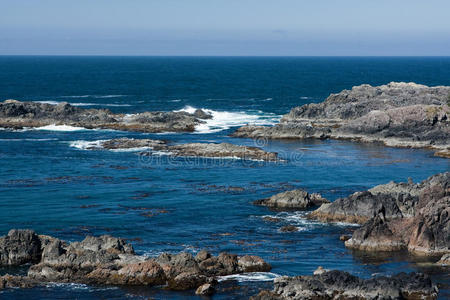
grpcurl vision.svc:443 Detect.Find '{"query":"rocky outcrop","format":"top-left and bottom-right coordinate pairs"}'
top-left (0, 229), bottom-right (42, 265)
top-left (0, 229), bottom-right (271, 292)
top-left (232, 82), bottom-right (450, 156)
top-left (80, 138), bottom-right (280, 161)
top-left (309, 172), bottom-right (450, 255)
top-left (250, 270), bottom-right (439, 300)
top-left (254, 189), bottom-right (329, 209)
top-left (0, 100), bottom-right (212, 133)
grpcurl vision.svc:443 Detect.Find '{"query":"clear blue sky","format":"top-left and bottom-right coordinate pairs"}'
top-left (1, 0), bottom-right (449, 56)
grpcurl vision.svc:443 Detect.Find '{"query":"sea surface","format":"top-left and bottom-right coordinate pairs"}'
top-left (0, 56), bottom-right (449, 299)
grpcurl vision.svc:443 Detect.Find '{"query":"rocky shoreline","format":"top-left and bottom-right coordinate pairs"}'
top-left (250, 269), bottom-right (439, 300)
top-left (309, 172), bottom-right (449, 259)
top-left (78, 137), bottom-right (280, 161)
top-left (0, 229), bottom-right (271, 295)
top-left (232, 82), bottom-right (450, 157)
top-left (0, 100), bottom-right (212, 133)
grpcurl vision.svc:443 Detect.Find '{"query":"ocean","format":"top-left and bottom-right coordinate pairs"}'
top-left (0, 56), bottom-right (449, 299)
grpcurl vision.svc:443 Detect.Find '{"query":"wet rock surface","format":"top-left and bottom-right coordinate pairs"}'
top-left (309, 172), bottom-right (450, 255)
top-left (82, 137), bottom-right (280, 161)
top-left (0, 100), bottom-right (212, 132)
top-left (250, 270), bottom-right (439, 300)
top-left (232, 82), bottom-right (450, 156)
top-left (255, 189), bottom-right (329, 209)
top-left (0, 229), bottom-right (271, 293)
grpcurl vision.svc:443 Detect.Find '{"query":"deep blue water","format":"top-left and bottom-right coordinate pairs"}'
top-left (0, 57), bottom-right (449, 299)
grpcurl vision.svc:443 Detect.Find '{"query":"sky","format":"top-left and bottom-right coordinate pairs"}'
top-left (0, 0), bottom-right (449, 56)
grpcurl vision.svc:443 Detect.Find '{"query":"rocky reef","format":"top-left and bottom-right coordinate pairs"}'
top-left (0, 229), bottom-right (271, 293)
top-left (309, 172), bottom-right (449, 256)
top-left (0, 100), bottom-right (212, 132)
top-left (250, 269), bottom-right (439, 300)
top-left (232, 82), bottom-right (450, 157)
top-left (81, 137), bottom-right (280, 161)
top-left (254, 189), bottom-right (329, 209)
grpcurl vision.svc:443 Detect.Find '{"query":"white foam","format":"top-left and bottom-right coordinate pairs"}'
top-left (34, 100), bottom-right (131, 107)
top-left (69, 140), bottom-right (154, 152)
top-left (69, 140), bottom-right (106, 150)
top-left (261, 211), bottom-right (360, 229)
top-left (218, 272), bottom-right (280, 282)
top-left (36, 124), bottom-right (88, 132)
top-left (59, 95), bottom-right (126, 99)
top-left (35, 100), bottom-right (60, 105)
top-left (175, 105), bottom-right (280, 134)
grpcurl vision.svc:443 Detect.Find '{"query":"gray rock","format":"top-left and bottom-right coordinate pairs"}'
top-left (79, 138), bottom-right (280, 161)
top-left (0, 100), bottom-right (204, 133)
top-left (232, 82), bottom-right (450, 156)
top-left (250, 270), bottom-right (439, 300)
top-left (255, 189), bottom-right (329, 209)
top-left (0, 229), bottom-right (42, 266)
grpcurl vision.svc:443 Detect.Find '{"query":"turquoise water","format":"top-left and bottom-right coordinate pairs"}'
top-left (0, 57), bottom-right (449, 299)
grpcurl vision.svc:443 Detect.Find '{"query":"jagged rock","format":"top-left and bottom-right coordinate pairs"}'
top-left (250, 270), bottom-right (439, 300)
top-left (309, 172), bottom-right (449, 256)
top-left (309, 173), bottom-right (448, 224)
top-left (0, 231), bottom-right (270, 292)
top-left (0, 229), bottom-right (42, 266)
top-left (254, 189), bottom-right (329, 209)
top-left (232, 82), bottom-right (450, 156)
top-left (0, 100), bottom-right (212, 133)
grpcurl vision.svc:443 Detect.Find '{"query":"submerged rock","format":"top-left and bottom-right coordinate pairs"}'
top-left (0, 230), bottom-right (271, 292)
top-left (309, 172), bottom-right (450, 255)
top-left (250, 270), bottom-right (439, 300)
top-left (0, 100), bottom-right (212, 133)
top-left (254, 189), bottom-right (329, 209)
top-left (232, 82), bottom-right (450, 157)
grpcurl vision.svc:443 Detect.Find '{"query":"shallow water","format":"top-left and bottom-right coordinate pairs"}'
top-left (0, 56), bottom-right (449, 299)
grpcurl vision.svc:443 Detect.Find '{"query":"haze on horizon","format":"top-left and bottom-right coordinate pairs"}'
top-left (1, 0), bottom-right (449, 56)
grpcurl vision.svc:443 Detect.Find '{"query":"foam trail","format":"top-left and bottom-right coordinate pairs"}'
top-left (36, 124), bottom-right (88, 132)
top-left (175, 105), bottom-right (280, 134)
top-left (218, 272), bottom-right (280, 282)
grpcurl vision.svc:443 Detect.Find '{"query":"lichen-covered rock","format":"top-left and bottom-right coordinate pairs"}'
top-left (250, 270), bottom-right (439, 300)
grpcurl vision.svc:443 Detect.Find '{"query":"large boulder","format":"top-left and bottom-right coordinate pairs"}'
top-left (255, 189), bottom-right (329, 210)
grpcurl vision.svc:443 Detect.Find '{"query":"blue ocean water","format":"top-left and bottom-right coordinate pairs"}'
top-left (0, 56), bottom-right (449, 299)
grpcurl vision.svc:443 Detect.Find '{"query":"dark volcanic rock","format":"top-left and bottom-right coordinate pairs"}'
top-left (255, 189), bottom-right (329, 210)
top-left (0, 100), bottom-right (208, 133)
top-left (232, 82), bottom-right (450, 156)
top-left (0, 230), bottom-right (271, 292)
top-left (250, 270), bottom-right (439, 300)
top-left (0, 229), bottom-right (42, 266)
